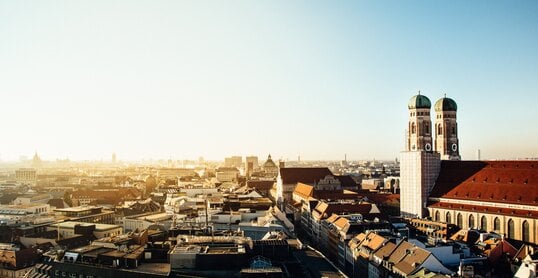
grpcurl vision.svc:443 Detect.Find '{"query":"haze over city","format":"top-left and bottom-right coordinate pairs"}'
top-left (1, 1), bottom-right (537, 161)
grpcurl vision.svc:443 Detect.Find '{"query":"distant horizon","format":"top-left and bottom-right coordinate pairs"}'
top-left (1, 1), bottom-right (537, 161)
top-left (1, 152), bottom-right (537, 164)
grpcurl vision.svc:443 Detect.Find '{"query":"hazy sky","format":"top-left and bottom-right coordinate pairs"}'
top-left (1, 1), bottom-right (537, 161)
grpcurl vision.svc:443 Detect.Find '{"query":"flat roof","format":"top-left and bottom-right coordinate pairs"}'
top-left (54, 206), bottom-right (101, 212)
top-left (52, 221), bottom-right (121, 231)
top-left (136, 212), bottom-right (172, 222)
top-left (124, 263), bottom-right (170, 276)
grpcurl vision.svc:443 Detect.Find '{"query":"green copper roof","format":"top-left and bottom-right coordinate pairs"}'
top-left (408, 94), bottom-right (431, 109)
top-left (434, 97), bottom-right (457, 112)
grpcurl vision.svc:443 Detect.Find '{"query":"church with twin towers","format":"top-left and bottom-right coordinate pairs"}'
top-left (400, 93), bottom-right (537, 244)
top-left (400, 92), bottom-right (461, 218)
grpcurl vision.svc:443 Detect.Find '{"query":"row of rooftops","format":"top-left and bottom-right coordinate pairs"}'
top-left (350, 231), bottom-right (453, 276)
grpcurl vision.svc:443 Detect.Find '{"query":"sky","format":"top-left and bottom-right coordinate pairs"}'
top-left (0, 1), bottom-right (537, 161)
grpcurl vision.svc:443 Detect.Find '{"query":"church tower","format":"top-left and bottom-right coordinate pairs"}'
top-left (400, 93), bottom-right (440, 218)
top-left (434, 96), bottom-right (461, 160)
top-left (407, 92), bottom-right (433, 152)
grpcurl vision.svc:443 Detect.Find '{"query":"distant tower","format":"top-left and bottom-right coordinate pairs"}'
top-left (476, 149), bottom-right (481, 161)
top-left (407, 92), bottom-right (433, 152)
top-left (400, 93), bottom-right (440, 218)
top-left (434, 96), bottom-right (460, 160)
top-left (112, 153), bottom-right (117, 164)
top-left (32, 151), bottom-right (42, 168)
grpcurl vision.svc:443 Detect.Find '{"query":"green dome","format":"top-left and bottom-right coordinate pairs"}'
top-left (408, 94), bottom-right (431, 109)
top-left (434, 97), bottom-right (457, 112)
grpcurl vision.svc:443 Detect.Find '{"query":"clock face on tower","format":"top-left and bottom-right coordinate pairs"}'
top-left (425, 143), bottom-right (432, 151)
top-left (451, 143), bottom-right (458, 152)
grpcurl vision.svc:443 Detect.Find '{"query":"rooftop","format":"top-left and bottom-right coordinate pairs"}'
top-left (430, 160), bottom-right (538, 206)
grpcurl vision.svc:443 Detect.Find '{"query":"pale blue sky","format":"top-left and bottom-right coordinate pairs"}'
top-left (0, 1), bottom-right (537, 161)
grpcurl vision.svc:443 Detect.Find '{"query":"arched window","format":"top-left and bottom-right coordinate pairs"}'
top-left (468, 214), bottom-right (475, 228)
top-left (438, 124), bottom-right (442, 135)
top-left (435, 211), bottom-right (440, 222)
top-left (457, 213), bottom-right (463, 227)
top-left (522, 221), bottom-right (530, 242)
top-left (494, 217), bottom-right (501, 232)
top-left (452, 126), bottom-right (456, 135)
top-left (446, 212), bottom-right (451, 224)
top-left (507, 219), bottom-right (515, 239)
top-left (481, 216), bottom-right (487, 231)
top-left (424, 123), bottom-right (429, 135)
top-left (411, 123), bottom-right (416, 134)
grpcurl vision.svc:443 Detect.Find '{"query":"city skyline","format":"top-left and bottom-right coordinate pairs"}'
top-left (1, 1), bottom-right (537, 161)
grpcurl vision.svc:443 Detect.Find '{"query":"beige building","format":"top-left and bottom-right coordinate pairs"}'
top-left (47, 221), bottom-right (122, 239)
top-left (15, 168), bottom-right (37, 183)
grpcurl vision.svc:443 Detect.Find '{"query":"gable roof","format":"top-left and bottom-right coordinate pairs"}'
top-left (395, 247), bottom-right (430, 274)
top-left (333, 217), bottom-right (350, 230)
top-left (279, 167), bottom-right (333, 184)
top-left (388, 241), bottom-right (416, 264)
top-left (430, 160), bottom-right (538, 206)
top-left (293, 183), bottom-right (314, 199)
top-left (373, 241), bottom-right (397, 260)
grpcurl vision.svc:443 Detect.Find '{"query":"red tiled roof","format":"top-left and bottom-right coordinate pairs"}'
top-left (294, 183), bottom-right (314, 199)
top-left (279, 167), bottom-right (332, 184)
top-left (313, 201), bottom-right (374, 220)
top-left (430, 160), bottom-right (538, 206)
top-left (429, 202), bottom-right (538, 219)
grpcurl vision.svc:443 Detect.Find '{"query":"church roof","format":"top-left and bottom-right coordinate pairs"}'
top-left (263, 155), bottom-right (277, 168)
top-left (429, 160), bottom-right (538, 206)
top-left (279, 167), bottom-right (333, 184)
top-left (408, 94), bottom-right (431, 109)
top-left (434, 96), bottom-right (457, 112)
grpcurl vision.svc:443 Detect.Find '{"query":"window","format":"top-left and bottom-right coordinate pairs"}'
top-left (468, 214), bottom-right (475, 228)
top-left (411, 123), bottom-right (416, 134)
top-left (507, 219), bottom-right (515, 239)
top-left (481, 216), bottom-right (487, 231)
top-left (494, 217), bottom-right (501, 232)
top-left (457, 213), bottom-right (463, 227)
top-left (522, 221), bottom-right (530, 242)
top-left (435, 211), bottom-right (440, 222)
top-left (437, 124), bottom-right (442, 135)
top-left (424, 123), bottom-right (430, 134)
top-left (446, 212), bottom-right (451, 224)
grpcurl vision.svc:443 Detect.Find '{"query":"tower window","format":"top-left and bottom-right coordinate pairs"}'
top-left (411, 123), bottom-right (416, 134)
top-left (452, 126), bottom-right (456, 135)
top-left (437, 125), bottom-right (442, 135)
